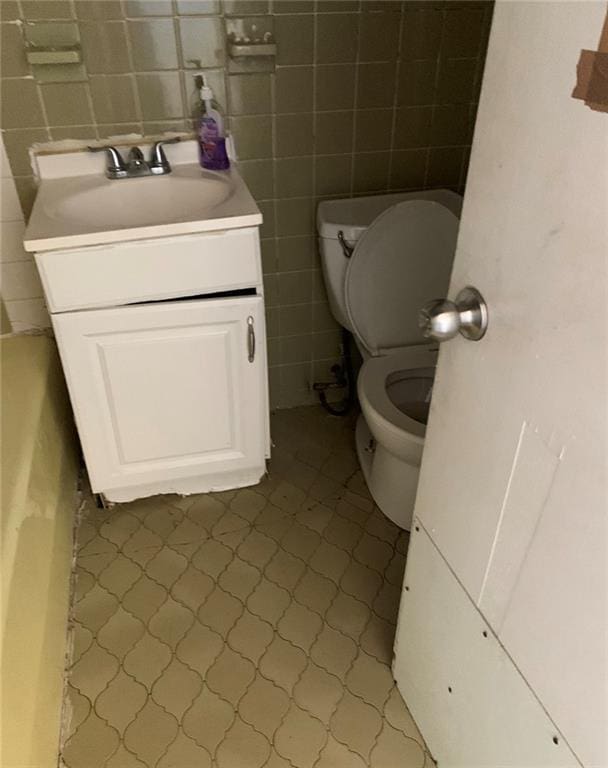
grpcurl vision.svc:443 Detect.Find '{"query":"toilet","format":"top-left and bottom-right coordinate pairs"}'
top-left (317, 190), bottom-right (462, 530)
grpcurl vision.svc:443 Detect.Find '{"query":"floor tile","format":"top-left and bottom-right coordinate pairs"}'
top-left (238, 674), bottom-right (290, 738)
top-left (331, 690), bottom-right (383, 761)
top-left (274, 703), bottom-right (326, 768)
top-left (60, 406), bottom-right (432, 768)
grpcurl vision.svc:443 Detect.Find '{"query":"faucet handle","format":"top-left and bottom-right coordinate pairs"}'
top-left (127, 146), bottom-right (146, 170)
top-left (87, 145), bottom-right (127, 179)
top-left (149, 136), bottom-right (181, 175)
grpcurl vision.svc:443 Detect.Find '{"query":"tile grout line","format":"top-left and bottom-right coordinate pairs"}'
top-left (65, 411), bottom-right (431, 767)
top-left (387, 4), bottom-right (406, 194)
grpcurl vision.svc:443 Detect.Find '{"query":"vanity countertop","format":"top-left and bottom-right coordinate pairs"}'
top-left (24, 140), bottom-right (262, 252)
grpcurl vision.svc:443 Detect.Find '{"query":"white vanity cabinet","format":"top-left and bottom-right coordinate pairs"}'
top-left (35, 226), bottom-right (270, 503)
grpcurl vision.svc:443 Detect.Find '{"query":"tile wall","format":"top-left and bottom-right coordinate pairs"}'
top-left (0, 0), bottom-right (492, 405)
top-left (0, 133), bottom-right (49, 331)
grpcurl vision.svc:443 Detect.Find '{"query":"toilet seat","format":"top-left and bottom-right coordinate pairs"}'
top-left (358, 345), bottom-right (438, 445)
top-left (345, 200), bottom-right (459, 356)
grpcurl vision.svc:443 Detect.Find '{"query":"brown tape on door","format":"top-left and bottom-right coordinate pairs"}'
top-left (572, 8), bottom-right (608, 112)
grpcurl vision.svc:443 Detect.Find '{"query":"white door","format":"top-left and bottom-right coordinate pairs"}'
top-left (394, 3), bottom-right (607, 768)
top-left (53, 295), bottom-right (267, 494)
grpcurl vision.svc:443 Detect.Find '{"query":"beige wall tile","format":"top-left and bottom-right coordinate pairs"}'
top-left (74, 1), bottom-right (123, 20)
top-left (21, 0), bottom-right (73, 19)
top-left (442, 6), bottom-right (486, 58)
top-left (136, 73), bottom-right (183, 120)
top-left (389, 148), bottom-right (426, 190)
top-left (0, 2), bottom-right (20, 22)
top-left (0, 259), bottom-right (43, 300)
top-left (274, 114), bottom-right (313, 157)
top-left (49, 125), bottom-right (97, 141)
top-left (397, 59), bottom-right (437, 106)
top-left (125, 0), bottom-right (173, 16)
top-left (353, 151), bottom-right (390, 193)
top-left (224, 0), bottom-right (267, 13)
top-left (358, 11), bottom-right (400, 62)
top-left (315, 111), bottom-right (354, 154)
top-left (13, 176), bottom-right (37, 219)
top-left (315, 154), bottom-right (351, 197)
top-left (2, 129), bottom-right (47, 176)
top-left (355, 109), bottom-right (393, 152)
top-left (0, 220), bottom-right (28, 262)
top-left (317, 0), bottom-right (358, 11)
top-left (279, 304), bottom-right (312, 336)
top-left (394, 106), bottom-right (432, 149)
top-left (275, 156), bottom-right (313, 199)
top-left (128, 19), bottom-right (178, 71)
top-left (430, 103), bottom-right (472, 146)
top-left (0, 79), bottom-right (44, 129)
top-left (90, 75), bottom-right (139, 124)
top-left (357, 62), bottom-right (397, 108)
top-left (238, 159), bottom-right (274, 200)
top-left (1, 23), bottom-right (29, 77)
top-left (436, 57), bottom-right (478, 104)
top-left (260, 239), bottom-right (278, 274)
top-left (257, 200), bottom-right (275, 239)
top-left (361, 0), bottom-right (403, 12)
top-left (277, 269), bottom-right (313, 305)
top-left (275, 14), bottom-right (313, 65)
top-left (400, 9), bottom-right (443, 60)
top-left (98, 123), bottom-right (142, 138)
top-left (41, 82), bottom-right (93, 125)
top-left (274, 0), bottom-right (313, 13)
top-left (4, 297), bottom-right (50, 331)
top-left (179, 17), bottom-right (224, 68)
top-left (80, 21), bottom-right (131, 75)
top-left (275, 67), bottom-right (313, 114)
top-left (312, 300), bottom-right (339, 333)
top-left (426, 145), bottom-right (464, 188)
top-left (315, 64), bottom-right (356, 111)
top-left (276, 198), bottom-right (314, 238)
top-left (277, 236), bottom-right (314, 272)
top-left (178, 0), bottom-right (221, 13)
top-left (228, 74), bottom-right (271, 115)
top-left (312, 329), bottom-right (340, 359)
top-left (231, 115), bottom-right (273, 159)
top-left (316, 13), bottom-right (358, 63)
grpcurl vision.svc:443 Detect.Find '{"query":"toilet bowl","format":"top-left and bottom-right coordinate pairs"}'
top-left (317, 190), bottom-right (461, 530)
top-left (357, 346), bottom-right (437, 529)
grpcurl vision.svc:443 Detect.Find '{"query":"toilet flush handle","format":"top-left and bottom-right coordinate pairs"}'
top-left (418, 286), bottom-right (488, 342)
top-left (337, 230), bottom-right (354, 258)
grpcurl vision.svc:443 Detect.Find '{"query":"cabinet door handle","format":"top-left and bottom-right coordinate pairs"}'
top-left (247, 316), bottom-right (256, 363)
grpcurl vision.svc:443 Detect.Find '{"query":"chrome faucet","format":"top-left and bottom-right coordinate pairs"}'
top-left (87, 137), bottom-right (181, 179)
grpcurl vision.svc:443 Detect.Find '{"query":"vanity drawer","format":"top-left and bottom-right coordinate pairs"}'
top-left (35, 226), bottom-right (261, 313)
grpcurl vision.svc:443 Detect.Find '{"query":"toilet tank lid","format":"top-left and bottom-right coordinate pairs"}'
top-left (316, 189), bottom-right (462, 240)
top-left (345, 199), bottom-right (460, 356)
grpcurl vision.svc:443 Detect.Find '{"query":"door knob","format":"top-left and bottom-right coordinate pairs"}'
top-left (419, 286), bottom-right (488, 342)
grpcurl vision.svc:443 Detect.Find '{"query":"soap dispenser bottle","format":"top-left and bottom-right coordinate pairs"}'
top-left (196, 75), bottom-right (230, 171)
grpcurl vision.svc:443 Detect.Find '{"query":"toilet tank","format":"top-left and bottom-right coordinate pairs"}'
top-left (316, 189), bottom-right (463, 330)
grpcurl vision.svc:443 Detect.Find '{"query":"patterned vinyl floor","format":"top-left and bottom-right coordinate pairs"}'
top-left (61, 406), bottom-right (433, 768)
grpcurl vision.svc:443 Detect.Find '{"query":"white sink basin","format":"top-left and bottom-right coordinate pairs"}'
top-left (47, 169), bottom-right (233, 229)
top-left (24, 149), bottom-right (262, 251)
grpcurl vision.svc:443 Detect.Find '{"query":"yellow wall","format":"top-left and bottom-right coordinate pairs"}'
top-left (1, 335), bottom-right (79, 768)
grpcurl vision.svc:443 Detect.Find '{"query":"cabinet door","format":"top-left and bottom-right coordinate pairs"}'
top-left (53, 296), bottom-right (267, 493)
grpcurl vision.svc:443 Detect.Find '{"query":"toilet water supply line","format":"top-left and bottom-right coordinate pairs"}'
top-left (314, 328), bottom-right (355, 417)
top-left (313, 231), bottom-right (356, 416)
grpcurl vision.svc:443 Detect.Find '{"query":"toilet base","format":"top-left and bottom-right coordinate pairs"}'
top-left (355, 414), bottom-right (419, 531)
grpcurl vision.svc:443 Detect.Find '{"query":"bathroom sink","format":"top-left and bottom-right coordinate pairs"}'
top-left (24, 146), bottom-right (261, 251)
top-left (48, 169), bottom-right (232, 229)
